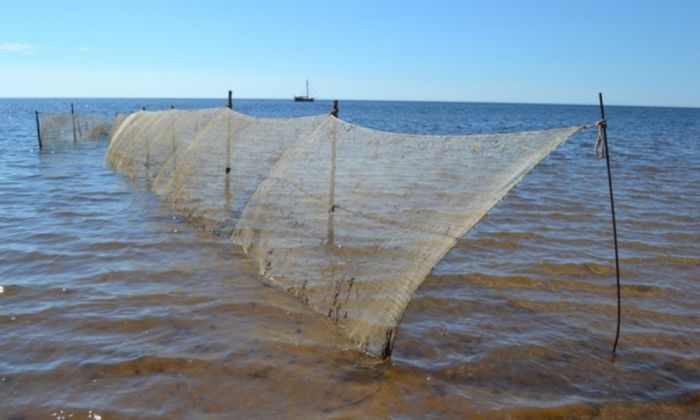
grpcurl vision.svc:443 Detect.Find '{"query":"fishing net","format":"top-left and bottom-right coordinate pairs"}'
top-left (105, 107), bottom-right (588, 357)
top-left (38, 112), bottom-right (113, 147)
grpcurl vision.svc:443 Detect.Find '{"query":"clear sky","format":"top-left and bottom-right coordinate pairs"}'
top-left (1, 0), bottom-right (698, 107)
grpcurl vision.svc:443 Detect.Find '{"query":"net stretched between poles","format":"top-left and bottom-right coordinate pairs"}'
top-left (105, 107), bottom-right (587, 357)
top-left (38, 112), bottom-right (113, 147)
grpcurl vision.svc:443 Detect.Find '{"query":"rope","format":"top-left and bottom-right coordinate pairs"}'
top-left (595, 119), bottom-right (607, 159)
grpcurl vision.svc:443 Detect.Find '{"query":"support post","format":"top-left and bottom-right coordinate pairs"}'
top-left (225, 117), bottom-right (232, 174)
top-left (227, 90), bottom-right (233, 110)
top-left (225, 114), bottom-right (232, 208)
top-left (330, 100), bottom-right (339, 118)
top-left (35, 111), bottom-right (42, 150)
top-left (171, 117), bottom-right (177, 172)
top-left (598, 93), bottom-right (622, 357)
top-left (326, 122), bottom-right (338, 245)
top-left (71, 102), bottom-right (77, 143)
top-left (327, 100), bottom-right (340, 244)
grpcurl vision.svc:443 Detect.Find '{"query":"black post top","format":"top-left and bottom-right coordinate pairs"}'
top-left (331, 100), bottom-right (339, 118)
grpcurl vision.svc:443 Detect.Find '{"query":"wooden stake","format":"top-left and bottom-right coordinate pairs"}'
top-left (599, 93), bottom-right (622, 357)
top-left (331, 100), bottom-right (339, 118)
top-left (71, 103), bottom-right (77, 143)
top-left (327, 100), bottom-right (340, 244)
top-left (35, 111), bottom-right (42, 150)
top-left (327, 122), bottom-right (338, 245)
top-left (225, 114), bottom-right (232, 208)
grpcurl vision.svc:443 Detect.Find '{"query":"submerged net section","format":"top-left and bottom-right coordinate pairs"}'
top-left (106, 107), bottom-right (587, 357)
top-left (39, 112), bottom-right (113, 147)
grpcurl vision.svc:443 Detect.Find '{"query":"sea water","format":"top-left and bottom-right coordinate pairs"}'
top-left (1, 98), bottom-right (699, 417)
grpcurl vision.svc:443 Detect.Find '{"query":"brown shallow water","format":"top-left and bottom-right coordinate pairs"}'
top-left (1, 99), bottom-right (699, 418)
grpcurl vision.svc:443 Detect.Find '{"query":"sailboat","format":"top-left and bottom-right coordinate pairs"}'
top-left (294, 79), bottom-right (314, 102)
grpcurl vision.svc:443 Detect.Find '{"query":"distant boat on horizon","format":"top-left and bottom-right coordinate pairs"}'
top-left (294, 79), bottom-right (314, 102)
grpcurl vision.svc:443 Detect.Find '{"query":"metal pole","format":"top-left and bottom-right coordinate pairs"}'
top-left (71, 102), bottom-right (77, 143)
top-left (35, 111), bottom-right (42, 150)
top-left (599, 92), bottom-right (622, 356)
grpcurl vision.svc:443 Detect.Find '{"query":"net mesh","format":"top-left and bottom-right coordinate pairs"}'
top-left (104, 107), bottom-right (586, 357)
top-left (39, 112), bottom-right (113, 147)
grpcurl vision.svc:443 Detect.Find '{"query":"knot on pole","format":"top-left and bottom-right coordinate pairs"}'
top-left (595, 119), bottom-right (607, 159)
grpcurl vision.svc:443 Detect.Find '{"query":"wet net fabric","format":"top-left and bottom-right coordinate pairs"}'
top-left (105, 107), bottom-right (586, 357)
top-left (39, 112), bottom-right (113, 147)
top-left (106, 108), bottom-right (326, 231)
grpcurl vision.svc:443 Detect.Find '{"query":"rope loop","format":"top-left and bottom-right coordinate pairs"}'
top-left (595, 119), bottom-right (607, 159)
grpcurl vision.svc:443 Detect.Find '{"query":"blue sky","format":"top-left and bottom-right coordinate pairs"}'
top-left (1, 0), bottom-right (698, 106)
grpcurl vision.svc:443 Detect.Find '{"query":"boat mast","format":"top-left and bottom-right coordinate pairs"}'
top-left (306, 79), bottom-right (309, 98)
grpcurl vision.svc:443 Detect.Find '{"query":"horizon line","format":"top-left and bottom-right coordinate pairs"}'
top-left (1, 96), bottom-right (698, 110)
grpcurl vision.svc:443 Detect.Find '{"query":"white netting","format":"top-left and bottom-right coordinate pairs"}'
top-left (39, 112), bottom-right (113, 147)
top-left (105, 107), bottom-right (586, 357)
